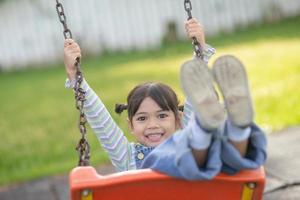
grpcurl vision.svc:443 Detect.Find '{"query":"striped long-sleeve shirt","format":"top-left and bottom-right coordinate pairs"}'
top-left (81, 80), bottom-right (195, 172)
top-left (81, 80), bottom-right (135, 171)
top-left (66, 44), bottom-right (216, 172)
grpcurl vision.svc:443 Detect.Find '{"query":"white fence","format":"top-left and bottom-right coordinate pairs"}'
top-left (0, 0), bottom-right (300, 71)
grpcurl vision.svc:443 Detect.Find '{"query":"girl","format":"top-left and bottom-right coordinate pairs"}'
top-left (64, 18), bottom-right (267, 180)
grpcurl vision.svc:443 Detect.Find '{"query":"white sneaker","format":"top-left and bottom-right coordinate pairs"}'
top-left (180, 59), bottom-right (225, 131)
top-left (212, 55), bottom-right (254, 127)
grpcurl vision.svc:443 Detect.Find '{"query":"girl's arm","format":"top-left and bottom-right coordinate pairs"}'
top-left (64, 39), bottom-right (135, 171)
top-left (80, 80), bottom-right (135, 171)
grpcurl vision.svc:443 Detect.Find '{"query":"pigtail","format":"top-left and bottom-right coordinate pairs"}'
top-left (115, 103), bottom-right (128, 114)
top-left (178, 105), bottom-right (184, 112)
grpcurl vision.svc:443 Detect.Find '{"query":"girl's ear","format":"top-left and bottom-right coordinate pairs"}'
top-left (176, 111), bottom-right (183, 129)
top-left (127, 118), bottom-right (134, 133)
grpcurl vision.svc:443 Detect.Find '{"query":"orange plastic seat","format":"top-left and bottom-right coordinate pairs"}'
top-left (70, 166), bottom-right (265, 200)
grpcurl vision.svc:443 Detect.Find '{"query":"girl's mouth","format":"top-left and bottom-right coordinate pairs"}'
top-left (146, 133), bottom-right (164, 143)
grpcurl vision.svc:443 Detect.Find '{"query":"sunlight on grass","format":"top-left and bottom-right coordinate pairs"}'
top-left (212, 39), bottom-right (300, 131)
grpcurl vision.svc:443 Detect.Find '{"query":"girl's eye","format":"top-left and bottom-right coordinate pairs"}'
top-left (158, 113), bottom-right (168, 119)
top-left (137, 116), bottom-right (146, 121)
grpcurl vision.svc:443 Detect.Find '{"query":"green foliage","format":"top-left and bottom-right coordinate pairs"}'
top-left (0, 16), bottom-right (300, 186)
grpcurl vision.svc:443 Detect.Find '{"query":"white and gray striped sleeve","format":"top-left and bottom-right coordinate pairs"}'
top-left (65, 78), bottom-right (136, 171)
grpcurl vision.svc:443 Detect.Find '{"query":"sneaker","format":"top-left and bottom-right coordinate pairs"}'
top-left (180, 59), bottom-right (225, 131)
top-left (212, 55), bottom-right (254, 127)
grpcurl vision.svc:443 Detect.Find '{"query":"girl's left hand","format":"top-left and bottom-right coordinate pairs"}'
top-left (184, 18), bottom-right (206, 48)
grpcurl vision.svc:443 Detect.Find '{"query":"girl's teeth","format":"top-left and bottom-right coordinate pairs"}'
top-left (147, 134), bottom-right (162, 142)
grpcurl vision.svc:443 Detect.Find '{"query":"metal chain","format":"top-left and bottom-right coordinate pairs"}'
top-left (55, 0), bottom-right (90, 166)
top-left (184, 0), bottom-right (203, 58)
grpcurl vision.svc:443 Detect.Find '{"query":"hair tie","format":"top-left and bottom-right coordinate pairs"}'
top-left (178, 105), bottom-right (184, 112)
top-left (115, 103), bottom-right (128, 114)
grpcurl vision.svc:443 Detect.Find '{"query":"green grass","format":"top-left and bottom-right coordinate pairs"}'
top-left (0, 16), bottom-right (300, 186)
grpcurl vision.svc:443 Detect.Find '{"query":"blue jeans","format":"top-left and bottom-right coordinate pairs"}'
top-left (141, 119), bottom-right (267, 180)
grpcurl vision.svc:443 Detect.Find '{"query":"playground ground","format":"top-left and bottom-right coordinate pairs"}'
top-left (0, 126), bottom-right (299, 200)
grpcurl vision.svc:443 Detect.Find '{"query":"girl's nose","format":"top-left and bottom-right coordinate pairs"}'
top-left (147, 118), bottom-right (159, 129)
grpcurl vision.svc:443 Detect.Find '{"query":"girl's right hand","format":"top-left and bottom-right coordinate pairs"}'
top-left (64, 39), bottom-right (81, 81)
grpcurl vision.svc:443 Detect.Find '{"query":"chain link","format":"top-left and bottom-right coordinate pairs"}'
top-left (184, 0), bottom-right (203, 58)
top-left (55, 0), bottom-right (90, 166)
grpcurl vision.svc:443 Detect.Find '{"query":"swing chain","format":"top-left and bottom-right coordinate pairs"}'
top-left (184, 0), bottom-right (203, 59)
top-left (55, 0), bottom-right (90, 166)
top-left (74, 64), bottom-right (90, 166)
top-left (55, 0), bottom-right (72, 39)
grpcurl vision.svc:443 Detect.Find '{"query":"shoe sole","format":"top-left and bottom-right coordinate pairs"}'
top-left (212, 55), bottom-right (253, 127)
top-left (180, 59), bottom-right (225, 131)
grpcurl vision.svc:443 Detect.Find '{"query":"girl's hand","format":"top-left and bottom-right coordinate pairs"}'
top-left (64, 39), bottom-right (81, 81)
top-left (184, 18), bottom-right (205, 48)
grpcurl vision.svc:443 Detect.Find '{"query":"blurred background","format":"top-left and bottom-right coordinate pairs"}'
top-left (0, 0), bottom-right (299, 188)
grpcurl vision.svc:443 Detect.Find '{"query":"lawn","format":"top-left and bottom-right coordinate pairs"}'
top-left (0, 16), bottom-right (299, 186)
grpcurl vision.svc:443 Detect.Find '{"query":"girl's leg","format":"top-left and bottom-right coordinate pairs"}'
top-left (142, 59), bottom-right (223, 180)
top-left (180, 59), bottom-right (224, 167)
top-left (141, 119), bottom-right (222, 180)
top-left (182, 44), bottom-right (216, 128)
top-left (212, 55), bottom-right (254, 156)
top-left (221, 121), bottom-right (267, 174)
top-left (212, 55), bottom-right (267, 173)
top-left (180, 59), bottom-right (225, 132)
top-left (226, 120), bottom-right (251, 157)
top-left (188, 114), bottom-right (212, 167)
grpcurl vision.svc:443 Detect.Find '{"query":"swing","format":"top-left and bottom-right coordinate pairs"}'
top-left (55, 0), bottom-right (265, 199)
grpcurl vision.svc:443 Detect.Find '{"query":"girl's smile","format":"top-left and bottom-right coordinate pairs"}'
top-left (129, 97), bottom-right (179, 147)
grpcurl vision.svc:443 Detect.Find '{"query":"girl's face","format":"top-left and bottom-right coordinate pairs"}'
top-left (129, 97), bottom-right (181, 147)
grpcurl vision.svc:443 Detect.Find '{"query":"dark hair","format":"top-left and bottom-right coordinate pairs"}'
top-left (115, 82), bottom-right (183, 123)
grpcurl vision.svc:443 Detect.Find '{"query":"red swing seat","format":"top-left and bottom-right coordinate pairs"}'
top-left (70, 166), bottom-right (265, 200)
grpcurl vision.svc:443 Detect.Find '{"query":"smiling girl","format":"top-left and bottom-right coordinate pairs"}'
top-left (64, 18), bottom-right (266, 180)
